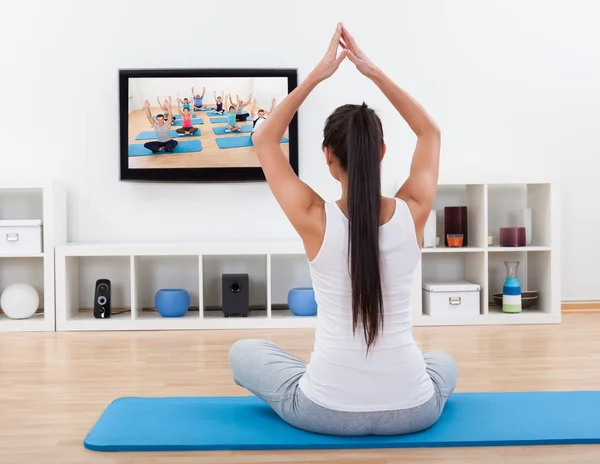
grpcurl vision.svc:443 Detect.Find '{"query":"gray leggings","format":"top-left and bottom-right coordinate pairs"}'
top-left (228, 338), bottom-right (457, 436)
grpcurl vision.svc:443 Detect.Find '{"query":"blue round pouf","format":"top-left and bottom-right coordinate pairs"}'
top-left (155, 289), bottom-right (190, 318)
top-left (287, 287), bottom-right (317, 316)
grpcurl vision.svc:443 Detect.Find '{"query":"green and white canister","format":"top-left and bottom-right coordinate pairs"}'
top-left (502, 261), bottom-right (522, 313)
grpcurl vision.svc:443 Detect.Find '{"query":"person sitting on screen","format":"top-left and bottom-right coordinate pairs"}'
top-left (229, 93), bottom-right (252, 122)
top-left (225, 101), bottom-right (242, 133)
top-left (213, 90), bottom-right (225, 113)
top-left (180, 97), bottom-right (192, 112)
top-left (175, 98), bottom-right (199, 136)
top-left (156, 96), bottom-right (176, 124)
top-left (250, 98), bottom-right (277, 139)
top-left (142, 99), bottom-right (178, 154)
top-left (192, 86), bottom-right (206, 110)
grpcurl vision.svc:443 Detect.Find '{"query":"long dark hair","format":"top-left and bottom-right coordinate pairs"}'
top-left (322, 102), bottom-right (384, 351)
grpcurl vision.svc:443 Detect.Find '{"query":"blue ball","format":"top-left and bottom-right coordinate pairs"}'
top-left (287, 287), bottom-right (317, 316)
top-left (155, 289), bottom-right (190, 318)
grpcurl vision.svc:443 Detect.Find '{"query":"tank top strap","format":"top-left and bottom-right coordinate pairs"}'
top-left (388, 197), bottom-right (421, 250)
top-left (324, 201), bottom-right (349, 227)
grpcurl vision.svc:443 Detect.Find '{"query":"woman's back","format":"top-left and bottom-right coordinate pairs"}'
top-left (227, 23), bottom-right (457, 436)
top-left (298, 197), bottom-right (434, 412)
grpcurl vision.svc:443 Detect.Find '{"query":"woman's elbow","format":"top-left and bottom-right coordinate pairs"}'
top-left (252, 132), bottom-right (264, 148)
top-left (252, 130), bottom-right (270, 148)
top-left (417, 125), bottom-right (441, 140)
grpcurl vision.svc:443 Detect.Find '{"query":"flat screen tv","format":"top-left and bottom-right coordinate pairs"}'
top-left (119, 68), bottom-right (298, 182)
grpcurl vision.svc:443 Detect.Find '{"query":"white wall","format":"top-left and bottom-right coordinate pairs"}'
top-left (1, 0), bottom-right (599, 301)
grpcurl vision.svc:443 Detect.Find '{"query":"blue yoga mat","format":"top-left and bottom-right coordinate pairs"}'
top-left (128, 140), bottom-right (202, 157)
top-left (212, 125), bottom-right (253, 135)
top-left (83, 391), bottom-right (600, 451)
top-left (172, 118), bottom-right (203, 126)
top-left (206, 111), bottom-right (226, 117)
top-left (209, 116), bottom-right (252, 124)
top-left (135, 130), bottom-right (201, 141)
top-left (216, 135), bottom-right (289, 149)
top-left (154, 114), bottom-right (200, 120)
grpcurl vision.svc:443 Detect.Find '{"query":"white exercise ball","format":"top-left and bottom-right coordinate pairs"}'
top-left (0, 283), bottom-right (39, 319)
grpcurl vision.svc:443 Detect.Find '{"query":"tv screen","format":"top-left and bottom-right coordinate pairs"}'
top-left (119, 68), bottom-right (298, 182)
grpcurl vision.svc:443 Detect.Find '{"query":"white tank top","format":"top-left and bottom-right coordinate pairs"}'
top-left (298, 197), bottom-right (434, 412)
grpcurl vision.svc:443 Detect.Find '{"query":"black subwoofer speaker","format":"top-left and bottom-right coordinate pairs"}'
top-left (222, 273), bottom-right (249, 318)
top-left (93, 279), bottom-right (111, 319)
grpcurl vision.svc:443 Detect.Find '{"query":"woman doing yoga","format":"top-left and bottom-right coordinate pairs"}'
top-left (228, 24), bottom-right (456, 436)
top-left (213, 90), bottom-right (225, 113)
top-left (180, 97), bottom-right (191, 111)
top-left (176, 98), bottom-right (199, 136)
top-left (225, 96), bottom-right (242, 132)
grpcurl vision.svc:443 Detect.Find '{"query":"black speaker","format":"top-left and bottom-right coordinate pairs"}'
top-left (93, 279), bottom-right (111, 319)
top-left (222, 273), bottom-right (249, 318)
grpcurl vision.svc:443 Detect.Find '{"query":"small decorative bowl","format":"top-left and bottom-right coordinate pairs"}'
top-left (492, 291), bottom-right (538, 310)
top-left (155, 288), bottom-right (190, 317)
top-left (287, 287), bottom-right (318, 316)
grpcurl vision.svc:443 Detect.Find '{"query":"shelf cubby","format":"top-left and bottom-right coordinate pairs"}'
top-left (270, 254), bottom-right (311, 304)
top-left (487, 183), bottom-right (551, 248)
top-left (0, 188), bottom-right (43, 222)
top-left (269, 253), bottom-right (313, 319)
top-left (487, 250), bottom-right (552, 315)
top-left (421, 251), bottom-right (487, 316)
top-left (0, 256), bottom-right (45, 329)
top-left (431, 184), bottom-right (486, 250)
top-left (202, 254), bottom-right (268, 319)
top-left (132, 255), bottom-right (200, 320)
top-left (56, 255), bottom-right (131, 330)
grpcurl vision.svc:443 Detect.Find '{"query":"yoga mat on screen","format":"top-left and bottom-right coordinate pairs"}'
top-left (128, 140), bottom-right (202, 157)
top-left (84, 391), bottom-right (600, 451)
top-left (210, 116), bottom-right (252, 124)
top-left (172, 118), bottom-right (203, 126)
top-left (136, 130), bottom-right (201, 141)
top-left (212, 125), bottom-right (253, 135)
top-left (206, 111), bottom-right (226, 116)
top-left (154, 114), bottom-right (200, 120)
top-left (216, 135), bottom-right (288, 149)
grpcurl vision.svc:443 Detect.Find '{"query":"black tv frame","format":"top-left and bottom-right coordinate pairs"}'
top-left (119, 68), bottom-right (299, 183)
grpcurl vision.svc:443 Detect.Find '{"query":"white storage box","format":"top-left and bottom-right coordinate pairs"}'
top-left (422, 280), bottom-right (480, 317)
top-left (0, 220), bottom-right (43, 255)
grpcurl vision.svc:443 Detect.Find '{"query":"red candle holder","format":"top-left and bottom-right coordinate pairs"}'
top-left (499, 227), bottom-right (526, 247)
top-left (444, 206), bottom-right (468, 247)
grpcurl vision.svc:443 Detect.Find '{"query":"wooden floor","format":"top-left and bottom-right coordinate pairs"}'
top-left (1, 313), bottom-right (600, 463)
top-left (127, 104), bottom-right (290, 169)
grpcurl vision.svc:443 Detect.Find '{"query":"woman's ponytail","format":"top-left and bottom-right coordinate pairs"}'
top-left (346, 103), bottom-right (384, 351)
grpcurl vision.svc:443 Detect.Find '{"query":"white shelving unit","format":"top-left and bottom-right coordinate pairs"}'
top-left (413, 182), bottom-right (560, 326)
top-left (54, 182), bottom-right (560, 331)
top-left (55, 241), bottom-right (316, 331)
top-left (0, 179), bottom-right (67, 332)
